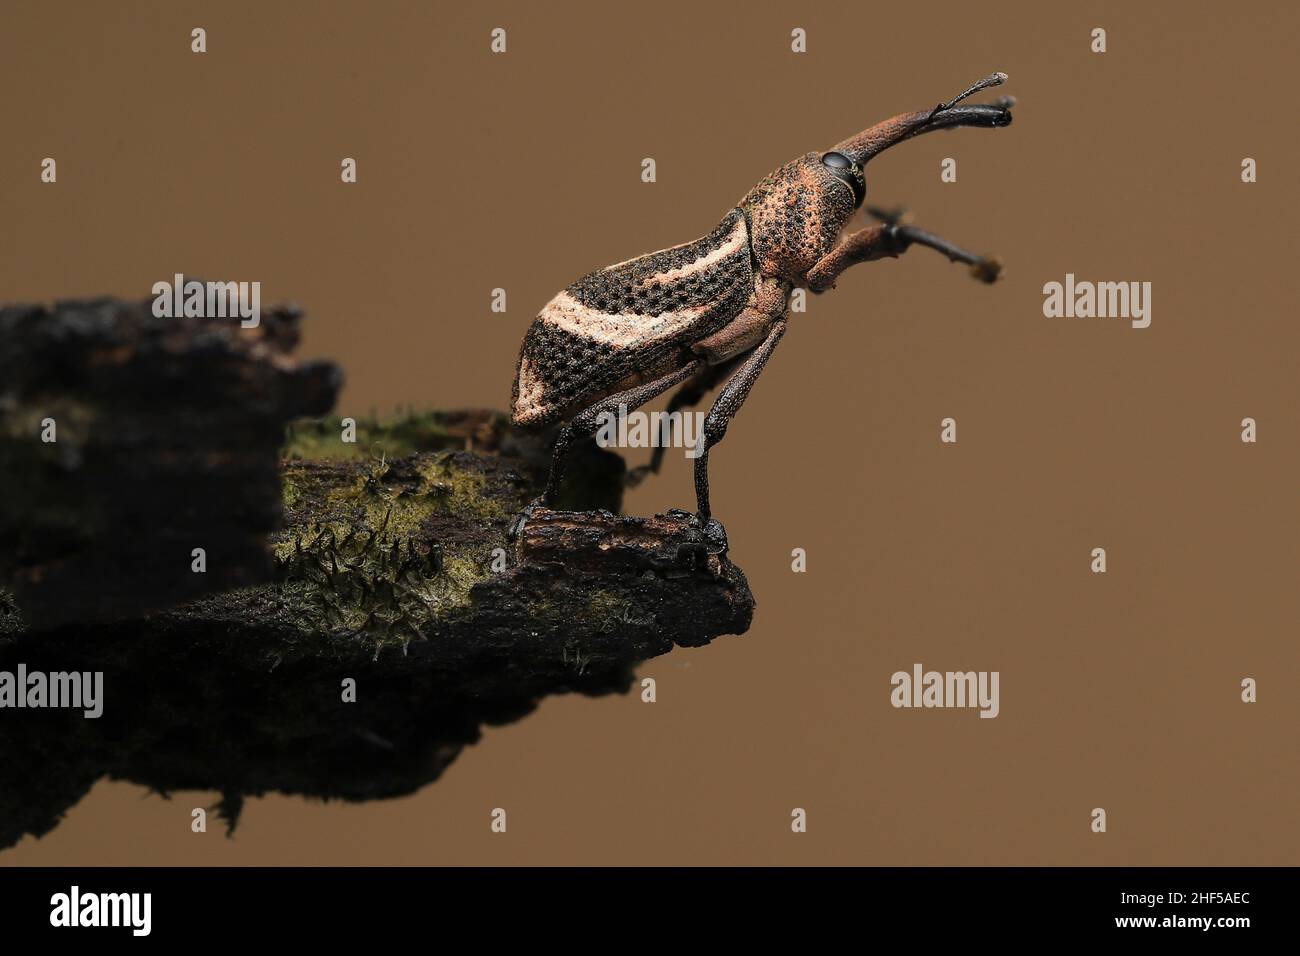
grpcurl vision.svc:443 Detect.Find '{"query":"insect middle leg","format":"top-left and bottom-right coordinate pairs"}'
top-left (624, 355), bottom-right (745, 488)
top-left (543, 360), bottom-right (705, 506)
top-left (694, 318), bottom-right (787, 524)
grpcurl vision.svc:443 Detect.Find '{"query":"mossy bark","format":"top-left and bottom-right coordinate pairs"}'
top-left (0, 298), bottom-right (755, 846)
top-left (0, 417), bottom-right (753, 848)
top-left (127, 414), bottom-right (754, 667)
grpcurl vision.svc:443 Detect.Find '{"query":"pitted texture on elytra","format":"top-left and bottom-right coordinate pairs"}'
top-left (515, 321), bottom-right (618, 420)
top-left (567, 210), bottom-right (751, 317)
top-left (511, 210), bottom-right (753, 428)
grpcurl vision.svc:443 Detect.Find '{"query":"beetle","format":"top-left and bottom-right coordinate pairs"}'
top-left (510, 72), bottom-right (1014, 540)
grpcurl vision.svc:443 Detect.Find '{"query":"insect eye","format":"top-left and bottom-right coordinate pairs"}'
top-left (820, 152), bottom-right (866, 206)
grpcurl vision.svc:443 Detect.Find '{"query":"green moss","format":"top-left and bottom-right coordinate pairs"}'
top-left (268, 415), bottom-right (522, 655)
top-left (281, 410), bottom-right (501, 462)
top-left (586, 589), bottom-right (633, 633)
top-left (438, 555), bottom-right (490, 612)
top-left (417, 454), bottom-right (506, 520)
top-left (279, 461), bottom-right (341, 514)
top-left (272, 455), bottom-right (497, 656)
top-left (304, 451), bottom-right (504, 538)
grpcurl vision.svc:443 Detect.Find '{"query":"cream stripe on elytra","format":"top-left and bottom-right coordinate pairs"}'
top-left (513, 354), bottom-right (548, 422)
top-left (601, 215), bottom-right (743, 271)
top-left (634, 217), bottom-right (747, 287)
top-left (539, 291), bottom-right (711, 347)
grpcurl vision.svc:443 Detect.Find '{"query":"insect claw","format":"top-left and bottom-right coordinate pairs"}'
top-left (702, 517), bottom-right (729, 554)
top-left (970, 256), bottom-right (1003, 283)
top-left (508, 498), bottom-right (545, 540)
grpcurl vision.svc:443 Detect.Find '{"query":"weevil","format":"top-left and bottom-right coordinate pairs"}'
top-left (511, 72), bottom-right (1014, 541)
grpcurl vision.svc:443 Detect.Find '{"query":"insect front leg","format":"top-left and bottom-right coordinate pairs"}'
top-left (804, 224), bottom-right (905, 292)
top-left (885, 221), bottom-right (1003, 283)
top-left (694, 318), bottom-right (787, 527)
top-left (805, 215), bottom-right (1001, 291)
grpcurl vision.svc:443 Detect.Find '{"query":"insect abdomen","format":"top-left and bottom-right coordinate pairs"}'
top-left (511, 209), bottom-right (753, 428)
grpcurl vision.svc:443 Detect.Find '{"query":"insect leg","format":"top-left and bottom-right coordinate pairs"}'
top-left (887, 223), bottom-right (1002, 283)
top-left (543, 360), bottom-right (705, 506)
top-left (806, 216), bottom-right (1002, 290)
top-left (625, 355), bottom-right (745, 488)
top-left (694, 319), bottom-right (787, 524)
top-left (805, 224), bottom-right (904, 292)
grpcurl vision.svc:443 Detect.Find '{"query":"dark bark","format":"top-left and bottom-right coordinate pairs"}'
top-left (0, 296), bottom-right (341, 627)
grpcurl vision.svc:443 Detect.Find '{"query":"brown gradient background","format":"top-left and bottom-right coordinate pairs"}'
top-left (2, 0), bottom-right (1297, 865)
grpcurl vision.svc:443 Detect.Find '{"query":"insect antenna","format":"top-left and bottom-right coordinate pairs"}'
top-left (923, 72), bottom-right (1008, 125)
